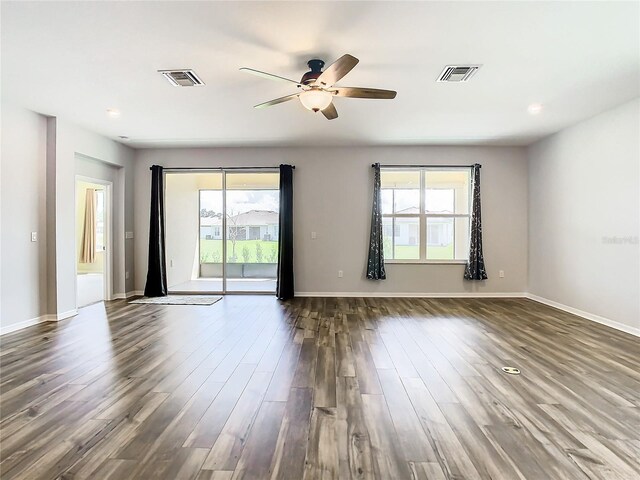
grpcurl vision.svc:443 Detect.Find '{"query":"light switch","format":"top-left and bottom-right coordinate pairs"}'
top-left (311, 231), bottom-right (317, 240)
top-left (31, 232), bottom-right (37, 242)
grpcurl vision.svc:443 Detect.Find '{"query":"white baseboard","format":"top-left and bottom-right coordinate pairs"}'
top-left (56, 309), bottom-right (78, 321)
top-left (0, 308), bottom-right (81, 335)
top-left (43, 309), bottom-right (79, 323)
top-left (296, 291), bottom-right (527, 298)
top-left (525, 294), bottom-right (640, 337)
top-left (0, 315), bottom-right (49, 335)
top-left (112, 290), bottom-right (143, 300)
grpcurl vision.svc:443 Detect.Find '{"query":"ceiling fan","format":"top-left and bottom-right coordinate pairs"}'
top-left (240, 54), bottom-right (397, 120)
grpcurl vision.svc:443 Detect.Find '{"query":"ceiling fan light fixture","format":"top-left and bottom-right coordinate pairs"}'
top-left (241, 54), bottom-right (396, 120)
top-left (299, 89), bottom-right (333, 112)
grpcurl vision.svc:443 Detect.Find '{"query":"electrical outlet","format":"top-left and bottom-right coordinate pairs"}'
top-left (170, 259), bottom-right (174, 267)
top-left (499, 270), bottom-right (505, 278)
top-left (125, 271), bottom-right (130, 280)
top-left (338, 270), bottom-right (343, 278)
top-left (31, 232), bottom-right (37, 242)
top-left (311, 231), bottom-right (317, 239)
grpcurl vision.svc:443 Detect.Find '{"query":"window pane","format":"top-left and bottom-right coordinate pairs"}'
top-left (381, 189), bottom-right (420, 214)
top-left (380, 170), bottom-right (420, 189)
top-left (95, 190), bottom-right (105, 252)
top-left (200, 190), bottom-right (223, 265)
top-left (426, 216), bottom-right (470, 260)
top-left (166, 172), bottom-right (224, 290)
top-left (225, 190), bottom-right (280, 215)
top-left (393, 189), bottom-right (420, 214)
top-left (454, 217), bottom-right (470, 260)
top-left (225, 172), bottom-right (280, 293)
top-left (425, 169), bottom-right (470, 214)
top-left (426, 217), bottom-right (453, 260)
top-left (425, 189), bottom-right (454, 214)
top-left (193, 173), bottom-right (223, 190)
top-left (382, 217), bottom-right (393, 260)
top-left (226, 172), bottom-right (279, 190)
top-left (381, 170), bottom-right (420, 214)
top-left (381, 190), bottom-right (393, 215)
top-left (394, 217), bottom-right (420, 260)
top-left (225, 193), bottom-right (279, 263)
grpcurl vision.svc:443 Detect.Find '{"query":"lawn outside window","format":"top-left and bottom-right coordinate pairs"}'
top-left (381, 167), bottom-right (471, 264)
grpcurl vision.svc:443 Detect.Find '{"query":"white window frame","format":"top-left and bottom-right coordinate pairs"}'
top-left (382, 167), bottom-right (471, 264)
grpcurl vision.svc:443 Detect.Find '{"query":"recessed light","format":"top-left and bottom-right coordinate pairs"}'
top-left (106, 108), bottom-right (121, 118)
top-left (527, 103), bottom-right (543, 115)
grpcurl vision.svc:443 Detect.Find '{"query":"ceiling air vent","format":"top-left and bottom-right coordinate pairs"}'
top-left (437, 65), bottom-right (481, 83)
top-left (158, 69), bottom-right (205, 87)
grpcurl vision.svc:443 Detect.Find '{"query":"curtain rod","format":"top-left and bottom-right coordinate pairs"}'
top-left (372, 164), bottom-right (479, 168)
top-left (151, 166), bottom-right (294, 171)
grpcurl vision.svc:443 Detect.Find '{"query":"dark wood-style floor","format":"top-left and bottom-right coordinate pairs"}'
top-left (1, 296), bottom-right (639, 480)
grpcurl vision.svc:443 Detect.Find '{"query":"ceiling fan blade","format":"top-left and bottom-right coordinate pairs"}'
top-left (240, 67), bottom-right (301, 86)
top-left (316, 54), bottom-right (359, 87)
top-left (321, 102), bottom-right (338, 120)
top-left (329, 87), bottom-right (397, 99)
top-left (254, 93), bottom-right (299, 109)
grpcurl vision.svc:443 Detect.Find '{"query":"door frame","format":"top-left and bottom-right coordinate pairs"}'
top-left (164, 168), bottom-right (279, 295)
top-left (75, 175), bottom-right (114, 305)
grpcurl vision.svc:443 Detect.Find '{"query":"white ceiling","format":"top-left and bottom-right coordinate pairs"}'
top-left (2, 1), bottom-right (638, 148)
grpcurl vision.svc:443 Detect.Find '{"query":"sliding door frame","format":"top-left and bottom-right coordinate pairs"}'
top-left (164, 167), bottom-right (279, 295)
top-left (223, 168), bottom-right (279, 295)
top-left (222, 171), bottom-right (228, 294)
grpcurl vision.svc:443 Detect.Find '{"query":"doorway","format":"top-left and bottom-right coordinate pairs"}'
top-left (165, 170), bottom-right (279, 294)
top-left (75, 177), bottom-right (112, 307)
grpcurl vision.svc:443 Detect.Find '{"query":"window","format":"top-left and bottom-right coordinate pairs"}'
top-left (381, 168), bottom-right (471, 262)
top-left (95, 189), bottom-right (105, 252)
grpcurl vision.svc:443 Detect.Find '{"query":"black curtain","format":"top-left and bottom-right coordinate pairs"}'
top-left (144, 165), bottom-right (168, 297)
top-left (276, 164), bottom-right (294, 300)
top-left (464, 164), bottom-right (488, 280)
top-left (366, 163), bottom-right (386, 280)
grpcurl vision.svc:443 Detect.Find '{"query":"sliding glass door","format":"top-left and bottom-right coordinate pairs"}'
top-left (165, 169), bottom-right (279, 294)
top-left (224, 172), bottom-right (279, 293)
top-left (198, 177), bottom-right (224, 291)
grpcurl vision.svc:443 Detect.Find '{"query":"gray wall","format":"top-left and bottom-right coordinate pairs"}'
top-left (53, 118), bottom-right (136, 315)
top-left (0, 103), bottom-right (135, 332)
top-left (4, 100), bottom-right (637, 334)
top-left (0, 104), bottom-right (48, 330)
top-left (134, 146), bottom-right (529, 295)
top-left (528, 99), bottom-right (640, 332)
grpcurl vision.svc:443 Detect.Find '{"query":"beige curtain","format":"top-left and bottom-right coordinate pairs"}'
top-left (80, 188), bottom-right (97, 263)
